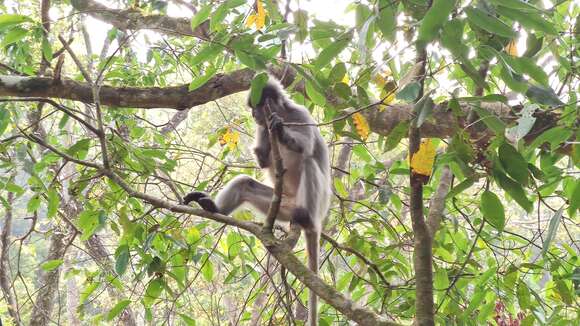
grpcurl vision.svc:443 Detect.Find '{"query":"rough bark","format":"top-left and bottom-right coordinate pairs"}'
top-left (84, 235), bottom-right (137, 326)
top-left (70, 0), bottom-right (207, 38)
top-left (0, 192), bottom-right (21, 325)
top-left (408, 45), bottom-right (434, 326)
top-left (0, 73), bottom-right (560, 144)
top-left (29, 230), bottom-right (69, 326)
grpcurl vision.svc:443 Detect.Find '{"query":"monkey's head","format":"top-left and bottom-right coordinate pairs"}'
top-left (248, 80), bottom-right (285, 126)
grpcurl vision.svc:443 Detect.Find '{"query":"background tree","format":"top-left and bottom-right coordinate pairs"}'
top-left (0, 0), bottom-right (578, 325)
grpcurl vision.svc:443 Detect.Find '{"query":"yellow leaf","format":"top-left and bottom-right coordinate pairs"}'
top-left (505, 39), bottom-right (518, 56)
top-left (379, 80), bottom-right (397, 111)
top-left (219, 128), bottom-right (240, 150)
top-left (246, 0), bottom-right (266, 30)
top-left (353, 113), bottom-right (370, 141)
top-left (410, 139), bottom-right (436, 176)
top-left (255, 0), bottom-right (266, 29)
top-left (342, 74), bottom-right (349, 84)
top-left (245, 15), bottom-right (256, 27)
top-left (373, 69), bottom-right (391, 87)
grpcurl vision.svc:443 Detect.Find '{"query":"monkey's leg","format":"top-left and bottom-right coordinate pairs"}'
top-left (185, 176), bottom-right (294, 219)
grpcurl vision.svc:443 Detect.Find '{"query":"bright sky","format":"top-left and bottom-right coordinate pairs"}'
top-left (63, 0), bottom-right (357, 64)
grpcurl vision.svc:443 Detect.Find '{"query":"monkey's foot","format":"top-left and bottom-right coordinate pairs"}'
top-left (183, 191), bottom-right (219, 213)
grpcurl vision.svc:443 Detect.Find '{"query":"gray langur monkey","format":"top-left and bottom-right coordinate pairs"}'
top-left (183, 78), bottom-right (331, 326)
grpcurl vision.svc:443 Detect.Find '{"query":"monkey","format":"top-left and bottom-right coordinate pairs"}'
top-left (183, 78), bottom-right (331, 326)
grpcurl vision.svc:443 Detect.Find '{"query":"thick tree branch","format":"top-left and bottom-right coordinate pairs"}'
top-left (427, 166), bottom-right (453, 237)
top-left (0, 73), bottom-right (561, 142)
top-left (70, 0), bottom-right (207, 38)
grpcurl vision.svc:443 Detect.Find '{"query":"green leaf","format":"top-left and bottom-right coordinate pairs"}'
top-left (27, 195), bottom-right (41, 213)
top-left (305, 81), bottom-right (326, 106)
top-left (525, 85), bottom-right (563, 106)
top-left (568, 180), bottom-right (580, 218)
top-left (106, 299), bottom-right (131, 321)
top-left (472, 106), bottom-right (506, 135)
top-left (0, 14), bottom-right (30, 31)
top-left (190, 43), bottom-right (223, 66)
top-left (498, 5), bottom-right (557, 35)
top-left (489, 0), bottom-right (540, 11)
top-left (313, 37), bottom-right (350, 69)
top-left (180, 314), bottom-right (196, 326)
top-left (66, 139), bottom-right (91, 160)
top-left (541, 207), bottom-right (563, 256)
top-left (115, 245), bottom-right (130, 276)
top-left (396, 82), bottom-right (421, 102)
top-left (188, 66), bottom-right (217, 91)
top-left (143, 278), bottom-right (164, 307)
top-left (494, 171), bottom-right (533, 212)
top-left (480, 190), bottom-right (505, 231)
top-left (527, 127), bottom-right (572, 152)
top-left (191, 5), bottom-right (211, 31)
top-left (293, 9), bottom-right (308, 42)
top-left (554, 280), bottom-right (573, 305)
top-left (41, 259), bottom-right (64, 271)
top-left (446, 178), bottom-right (475, 199)
top-left (333, 178), bottom-right (348, 197)
top-left (441, 18), bottom-right (466, 52)
top-left (516, 281), bottom-right (531, 309)
top-left (201, 255), bottom-right (214, 282)
top-left (0, 108), bottom-right (10, 136)
top-left (377, 0), bottom-right (396, 41)
top-left (80, 282), bottom-right (99, 303)
top-left (1, 26), bottom-right (27, 47)
top-left (329, 63), bottom-right (347, 83)
top-left (352, 144), bottom-right (372, 162)
top-left (413, 94), bottom-right (434, 128)
top-left (249, 72), bottom-right (269, 107)
top-left (42, 37), bottom-right (53, 62)
top-left (465, 7), bottom-right (516, 38)
top-left (47, 188), bottom-right (59, 218)
top-left (417, 0), bottom-right (456, 42)
top-left (498, 143), bottom-right (529, 186)
top-left (384, 121), bottom-right (409, 152)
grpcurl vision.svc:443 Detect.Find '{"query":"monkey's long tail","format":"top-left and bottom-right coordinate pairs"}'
top-left (305, 230), bottom-right (320, 326)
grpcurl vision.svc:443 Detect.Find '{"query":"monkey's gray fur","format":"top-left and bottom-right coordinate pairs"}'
top-left (184, 78), bottom-right (331, 326)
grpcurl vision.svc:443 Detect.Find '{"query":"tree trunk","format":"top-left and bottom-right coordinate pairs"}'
top-left (29, 230), bottom-right (69, 326)
top-left (0, 192), bottom-right (21, 325)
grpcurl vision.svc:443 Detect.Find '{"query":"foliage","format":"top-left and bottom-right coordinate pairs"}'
top-left (0, 0), bottom-right (577, 325)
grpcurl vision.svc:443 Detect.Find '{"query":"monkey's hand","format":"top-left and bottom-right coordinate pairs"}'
top-left (183, 191), bottom-right (219, 213)
top-left (267, 112), bottom-right (284, 136)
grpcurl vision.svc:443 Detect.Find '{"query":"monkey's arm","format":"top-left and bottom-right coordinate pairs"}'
top-left (268, 113), bottom-right (313, 154)
top-left (253, 126), bottom-right (271, 168)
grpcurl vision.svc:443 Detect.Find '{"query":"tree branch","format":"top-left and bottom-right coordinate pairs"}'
top-left (23, 131), bottom-right (399, 326)
top-left (0, 73), bottom-right (561, 143)
top-left (70, 0), bottom-right (207, 38)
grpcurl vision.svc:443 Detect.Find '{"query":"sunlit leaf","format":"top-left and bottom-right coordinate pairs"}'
top-left (410, 139), bottom-right (436, 177)
top-left (417, 0), bottom-right (456, 42)
top-left (191, 5), bottom-right (211, 31)
top-left (41, 259), bottom-right (64, 271)
top-left (106, 299), bottom-right (131, 321)
top-left (352, 113), bottom-right (370, 141)
top-left (465, 7), bottom-right (516, 38)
